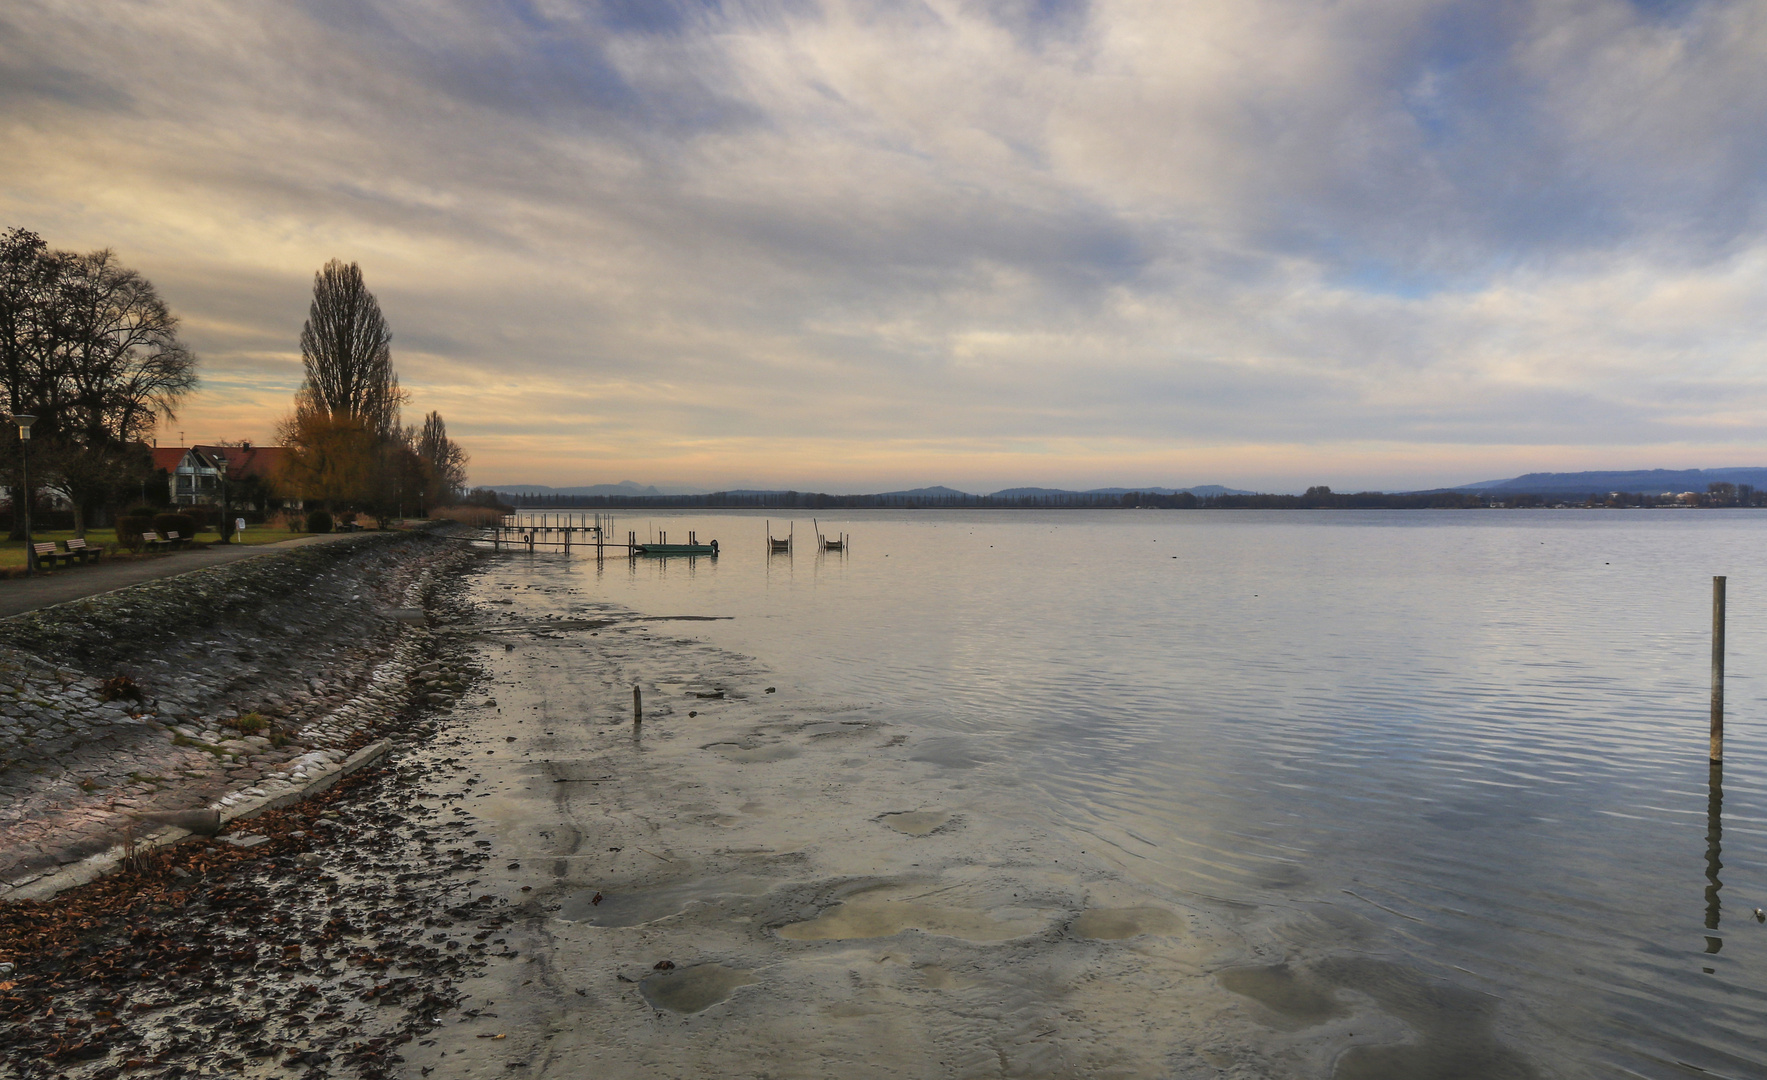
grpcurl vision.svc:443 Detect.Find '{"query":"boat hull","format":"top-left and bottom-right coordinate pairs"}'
top-left (634, 543), bottom-right (719, 557)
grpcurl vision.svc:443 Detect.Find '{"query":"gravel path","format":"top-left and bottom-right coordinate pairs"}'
top-left (0, 533), bottom-right (363, 620)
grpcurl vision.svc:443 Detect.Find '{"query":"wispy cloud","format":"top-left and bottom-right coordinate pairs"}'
top-left (2, 0), bottom-right (1763, 491)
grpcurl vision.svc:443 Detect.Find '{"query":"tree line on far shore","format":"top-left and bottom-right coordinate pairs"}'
top-left (499, 484), bottom-right (1763, 511)
top-left (1, 227), bottom-right (469, 537)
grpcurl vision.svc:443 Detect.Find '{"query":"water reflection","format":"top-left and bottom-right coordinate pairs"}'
top-left (1705, 759), bottom-right (1723, 959)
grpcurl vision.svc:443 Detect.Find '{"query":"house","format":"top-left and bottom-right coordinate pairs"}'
top-left (158, 443), bottom-right (298, 509)
top-left (156, 446), bottom-right (219, 505)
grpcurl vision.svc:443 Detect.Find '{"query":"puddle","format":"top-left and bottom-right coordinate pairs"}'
top-left (705, 742), bottom-right (800, 763)
top-left (640, 963), bottom-right (756, 1014)
top-left (777, 884), bottom-right (1050, 942)
top-left (1069, 906), bottom-right (1184, 940)
top-left (878, 810), bottom-right (952, 836)
top-left (1218, 963), bottom-right (1347, 1027)
top-left (557, 876), bottom-right (774, 926)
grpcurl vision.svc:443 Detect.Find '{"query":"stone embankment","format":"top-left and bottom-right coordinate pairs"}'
top-left (0, 530), bottom-right (482, 893)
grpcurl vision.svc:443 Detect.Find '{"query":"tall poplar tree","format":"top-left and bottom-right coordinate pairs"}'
top-left (296, 260), bottom-right (403, 434)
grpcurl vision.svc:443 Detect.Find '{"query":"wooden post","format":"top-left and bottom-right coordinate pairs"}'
top-left (1712, 576), bottom-right (1726, 762)
top-left (633, 684), bottom-right (642, 729)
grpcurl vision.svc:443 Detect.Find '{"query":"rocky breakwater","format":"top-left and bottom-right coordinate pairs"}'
top-left (0, 530), bottom-right (482, 894)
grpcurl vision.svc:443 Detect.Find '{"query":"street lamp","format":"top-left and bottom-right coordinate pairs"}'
top-left (9, 414), bottom-right (36, 575)
top-left (215, 453), bottom-right (230, 544)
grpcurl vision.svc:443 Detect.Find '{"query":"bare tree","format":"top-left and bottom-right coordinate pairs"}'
top-left (417, 410), bottom-right (468, 506)
top-left (58, 250), bottom-right (198, 446)
top-left (297, 260), bottom-right (404, 434)
top-left (0, 232), bottom-right (196, 535)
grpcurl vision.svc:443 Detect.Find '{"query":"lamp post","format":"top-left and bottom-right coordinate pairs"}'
top-left (215, 453), bottom-right (230, 544)
top-left (9, 414), bottom-right (36, 575)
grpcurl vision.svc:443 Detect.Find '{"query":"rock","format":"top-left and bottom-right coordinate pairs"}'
top-left (220, 834), bottom-right (270, 849)
top-left (130, 809), bottom-right (223, 836)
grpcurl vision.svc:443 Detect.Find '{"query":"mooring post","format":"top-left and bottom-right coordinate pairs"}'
top-left (1713, 575), bottom-right (1726, 762)
top-left (633, 684), bottom-right (643, 729)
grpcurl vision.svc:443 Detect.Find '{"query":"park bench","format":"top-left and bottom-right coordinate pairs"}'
top-left (31, 542), bottom-right (79, 569)
top-left (139, 531), bottom-right (173, 552)
top-left (163, 530), bottom-right (188, 549)
top-left (64, 537), bottom-right (101, 564)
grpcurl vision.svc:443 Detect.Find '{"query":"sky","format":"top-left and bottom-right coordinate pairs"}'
top-left (3, 0), bottom-right (1765, 494)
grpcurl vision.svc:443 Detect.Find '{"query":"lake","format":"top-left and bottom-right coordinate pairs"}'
top-left (500, 508), bottom-right (1767, 1077)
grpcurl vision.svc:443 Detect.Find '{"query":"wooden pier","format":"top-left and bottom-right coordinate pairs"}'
top-left (484, 510), bottom-right (857, 560)
top-left (487, 511), bottom-right (721, 558)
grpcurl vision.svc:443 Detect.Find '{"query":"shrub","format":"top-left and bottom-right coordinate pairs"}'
top-left (152, 512), bottom-right (198, 539)
top-left (116, 514), bottom-right (156, 550)
top-left (431, 505), bottom-right (503, 527)
top-left (225, 712), bottom-right (268, 734)
top-left (100, 674), bottom-right (144, 703)
top-left (307, 509), bottom-right (333, 533)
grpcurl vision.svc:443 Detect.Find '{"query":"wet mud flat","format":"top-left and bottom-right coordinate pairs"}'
top-left (386, 563), bottom-right (1552, 1079)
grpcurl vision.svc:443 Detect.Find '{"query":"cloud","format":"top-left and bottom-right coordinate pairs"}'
top-left (0, 0), bottom-right (1763, 491)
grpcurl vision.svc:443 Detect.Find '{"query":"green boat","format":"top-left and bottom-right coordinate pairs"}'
top-left (634, 539), bottom-right (719, 557)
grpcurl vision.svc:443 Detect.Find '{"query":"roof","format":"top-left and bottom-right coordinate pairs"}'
top-left (152, 447), bottom-right (188, 472)
top-left (192, 444), bottom-right (289, 481)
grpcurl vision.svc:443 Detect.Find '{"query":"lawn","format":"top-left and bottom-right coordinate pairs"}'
top-left (0, 527), bottom-right (310, 569)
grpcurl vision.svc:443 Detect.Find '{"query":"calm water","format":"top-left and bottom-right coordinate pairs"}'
top-left (502, 509), bottom-right (1767, 1076)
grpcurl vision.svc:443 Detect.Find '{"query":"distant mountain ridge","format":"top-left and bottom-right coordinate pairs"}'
top-left (493, 482), bottom-right (1251, 499)
top-left (494, 481), bottom-right (708, 497)
top-left (990, 484), bottom-right (1254, 498)
top-left (1452, 468), bottom-right (1767, 495)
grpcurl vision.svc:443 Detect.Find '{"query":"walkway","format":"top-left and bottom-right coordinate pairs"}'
top-left (0, 533), bottom-right (368, 619)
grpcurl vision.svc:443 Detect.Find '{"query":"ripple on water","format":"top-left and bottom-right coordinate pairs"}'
top-left (778, 883), bottom-right (1052, 942)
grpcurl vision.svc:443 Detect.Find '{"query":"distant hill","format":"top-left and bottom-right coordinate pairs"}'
top-left (990, 484), bottom-right (1254, 498)
top-left (867, 486), bottom-right (974, 498)
top-left (1452, 468), bottom-right (1767, 495)
top-left (494, 481), bottom-right (708, 498)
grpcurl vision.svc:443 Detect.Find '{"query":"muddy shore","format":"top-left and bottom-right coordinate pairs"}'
top-left (2, 545), bottom-right (1535, 1079)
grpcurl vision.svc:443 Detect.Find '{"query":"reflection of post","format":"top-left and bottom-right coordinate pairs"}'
top-left (1712, 576), bottom-right (1726, 762)
top-left (1705, 759), bottom-right (1724, 957)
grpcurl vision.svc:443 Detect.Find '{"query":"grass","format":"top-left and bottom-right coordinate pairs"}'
top-left (0, 526), bottom-right (310, 569)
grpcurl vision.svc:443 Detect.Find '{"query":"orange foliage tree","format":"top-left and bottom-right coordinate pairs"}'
top-left (274, 410), bottom-right (380, 511)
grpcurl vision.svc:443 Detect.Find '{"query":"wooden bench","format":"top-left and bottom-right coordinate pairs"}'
top-left (163, 530), bottom-right (188, 549)
top-left (64, 537), bottom-right (101, 564)
top-left (139, 531), bottom-right (173, 552)
top-left (31, 542), bottom-right (78, 569)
